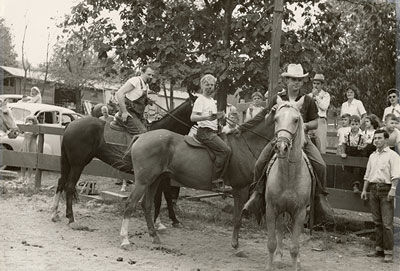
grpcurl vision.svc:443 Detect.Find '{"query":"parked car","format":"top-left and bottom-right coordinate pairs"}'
top-left (0, 94), bottom-right (32, 103)
top-left (0, 103), bottom-right (83, 155)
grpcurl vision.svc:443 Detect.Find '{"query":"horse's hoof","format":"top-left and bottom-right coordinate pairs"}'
top-left (51, 213), bottom-right (61, 222)
top-left (172, 221), bottom-right (180, 228)
top-left (152, 235), bottom-right (162, 244)
top-left (68, 222), bottom-right (81, 230)
top-left (231, 241), bottom-right (239, 250)
top-left (235, 250), bottom-right (248, 258)
top-left (121, 243), bottom-right (132, 251)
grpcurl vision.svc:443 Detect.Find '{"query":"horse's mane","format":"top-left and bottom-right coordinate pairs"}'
top-left (238, 107), bottom-right (268, 131)
top-left (150, 97), bottom-right (193, 125)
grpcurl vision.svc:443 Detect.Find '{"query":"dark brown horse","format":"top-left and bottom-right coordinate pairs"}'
top-left (119, 112), bottom-right (274, 249)
top-left (50, 94), bottom-right (196, 224)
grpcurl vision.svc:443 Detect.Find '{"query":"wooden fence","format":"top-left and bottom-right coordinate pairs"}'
top-left (1, 123), bottom-right (397, 214)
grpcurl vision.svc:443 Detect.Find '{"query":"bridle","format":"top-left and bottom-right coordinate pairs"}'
top-left (274, 104), bottom-right (300, 151)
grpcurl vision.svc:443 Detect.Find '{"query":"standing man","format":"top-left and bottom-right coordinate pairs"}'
top-left (382, 88), bottom-right (400, 123)
top-left (99, 105), bottom-right (114, 122)
top-left (111, 65), bottom-right (155, 135)
top-left (361, 129), bottom-right (400, 263)
top-left (242, 64), bottom-right (334, 224)
top-left (308, 74), bottom-right (330, 153)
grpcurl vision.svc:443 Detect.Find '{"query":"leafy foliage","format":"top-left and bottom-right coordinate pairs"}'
top-left (0, 18), bottom-right (18, 66)
top-left (296, 0), bottom-right (397, 117)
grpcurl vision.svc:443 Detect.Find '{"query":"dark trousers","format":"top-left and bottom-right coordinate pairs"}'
top-left (253, 135), bottom-right (327, 194)
top-left (114, 110), bottom-right (147, 135)
top-left (196, 127), bottom-right (231, 179)
top-left (369, 183), bottom-right (394, 254)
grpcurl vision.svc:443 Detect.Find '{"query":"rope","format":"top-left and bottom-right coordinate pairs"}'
top-left (225, 118), bottom-right (271, 141)
top-left (152, 101), bottom-right (192, 129)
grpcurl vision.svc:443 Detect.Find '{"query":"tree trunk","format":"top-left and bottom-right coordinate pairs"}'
top-left (169, 80), bottom-right (175, 110)
top-left (74, 87), bottom-right (82, 113)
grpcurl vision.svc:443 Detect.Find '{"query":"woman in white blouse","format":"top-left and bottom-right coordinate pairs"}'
top-left (340, 85), bottom-right (366, 119)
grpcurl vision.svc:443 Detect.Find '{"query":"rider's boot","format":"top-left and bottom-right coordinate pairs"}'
top-left (242, 177), bottom-right (265, 224)
top-left (212, 178), bottom-right (232, 192)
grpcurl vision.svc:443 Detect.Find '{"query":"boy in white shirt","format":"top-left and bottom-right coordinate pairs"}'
top-left (337, 113), bottom-right (351, 155)
top-left (190, 74), bottom-right (231, 191)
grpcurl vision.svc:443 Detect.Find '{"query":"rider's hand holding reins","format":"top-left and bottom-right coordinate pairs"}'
top-left (121, 111), bottom-right (133, 122)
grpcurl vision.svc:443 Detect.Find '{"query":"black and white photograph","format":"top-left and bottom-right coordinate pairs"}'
top-left (0, 0), bottom-right (399, 270)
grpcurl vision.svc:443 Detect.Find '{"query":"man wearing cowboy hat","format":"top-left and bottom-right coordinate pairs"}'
top-left (241, 64), bottom-right (334, 225)
top-left (308, 73), bottom-right (330, 153)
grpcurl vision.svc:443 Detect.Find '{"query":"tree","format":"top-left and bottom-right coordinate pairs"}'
top-left (296, 0), bottom-right (396, 117)
top-left (0, 18), bottom-right (18, 67)
top-left (50, 3), bottom-right (118, 112)
top-left (65, 0), bottom-right (315, 112)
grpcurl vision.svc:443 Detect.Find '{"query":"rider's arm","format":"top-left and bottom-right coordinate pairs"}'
top-left (116, 81), bottom-right (134, 114)
top-left (190, 111), bottom-right (214, 122)
top-left (304, 119), bottom-right (318, 131)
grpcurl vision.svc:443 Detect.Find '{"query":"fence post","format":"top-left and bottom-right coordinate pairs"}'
top-left (35, 126), bottom-right (44, 188)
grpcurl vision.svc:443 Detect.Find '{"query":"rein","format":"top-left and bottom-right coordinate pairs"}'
top-left (152, 101), bottom-right (192, 129)
top-left (225, 118), bottom-right (269, 160)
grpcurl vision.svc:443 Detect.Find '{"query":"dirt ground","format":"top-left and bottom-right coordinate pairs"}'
top-left (1, 171), bottom-right (399, 271)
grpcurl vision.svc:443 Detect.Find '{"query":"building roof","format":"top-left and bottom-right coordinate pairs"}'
top-left (1, 66), bottom-right (119, 91)
top-left (1, 65), bottom-right (56, 82)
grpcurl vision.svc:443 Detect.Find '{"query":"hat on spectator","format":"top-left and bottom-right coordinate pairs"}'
top-left (313, 74), bottom-right (325, 82)
top-left (387, 88), bottom-right (399, 96)
top-left (281, 64), bottom-right (309, 78)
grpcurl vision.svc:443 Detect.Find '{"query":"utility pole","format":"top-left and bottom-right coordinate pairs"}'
top-left (268, 0), bottom-right (284, 100)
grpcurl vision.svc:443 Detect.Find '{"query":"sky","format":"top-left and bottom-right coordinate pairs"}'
top-left (1, 0), bottom-right (79, 67)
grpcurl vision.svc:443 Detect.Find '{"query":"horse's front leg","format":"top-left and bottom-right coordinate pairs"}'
top-left (290, 208), bottom-right (306, 271)
top-left (275, 213), bottom-right (284, 262)
top-left (231, 185), bottom-right (249, 249)
top-left (265, 205), bottom-right (277, 271)
top-left (50, 191), bottom-right (62, 222)
top-left (141, 180), bottom-right (162, 244)
top-left (120, 183), bottom-right (147, 249)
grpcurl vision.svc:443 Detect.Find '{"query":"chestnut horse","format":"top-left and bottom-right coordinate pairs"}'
top-left (119, 111), bottom-right (275, 249)
top-left (50, 94), bottom-right (196, 224)
top-left (265, 96), bottom-right (311, 271)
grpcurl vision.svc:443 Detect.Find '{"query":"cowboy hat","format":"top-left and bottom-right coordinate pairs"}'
top-left (281, 64), bottom-right (309, 78)
top-left (313, 74), bottom-right (325, 81)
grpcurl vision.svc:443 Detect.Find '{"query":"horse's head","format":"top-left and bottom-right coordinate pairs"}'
top-left (0, 104), bottom-right (19, 139)
top-left (273, 96), bottom-right (304, 158)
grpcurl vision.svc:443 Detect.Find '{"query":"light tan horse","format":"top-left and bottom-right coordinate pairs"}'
top-left (265, 96), bottom-right (311, 271)
top-left (0, 101), bottom-right (19, 139)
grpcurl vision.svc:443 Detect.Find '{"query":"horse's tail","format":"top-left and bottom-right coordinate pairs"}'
top-left (122, 135), bottom-right (140, 159)
top-left (56, 141), bottom-right (70, 193)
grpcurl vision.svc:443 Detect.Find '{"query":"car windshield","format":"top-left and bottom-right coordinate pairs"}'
top-left (10, 108), bottom-right (31, 122)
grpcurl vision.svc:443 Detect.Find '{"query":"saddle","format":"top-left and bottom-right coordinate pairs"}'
top-left (104, 121), bottom-right (133, 146)
top-left (183, 136), bottom-right (216, 161)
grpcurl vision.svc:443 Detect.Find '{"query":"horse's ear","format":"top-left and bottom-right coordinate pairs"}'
top-left (295, 96), bottom-right (305, 110)
top-left (276, 95), bottom-right (283, 106)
